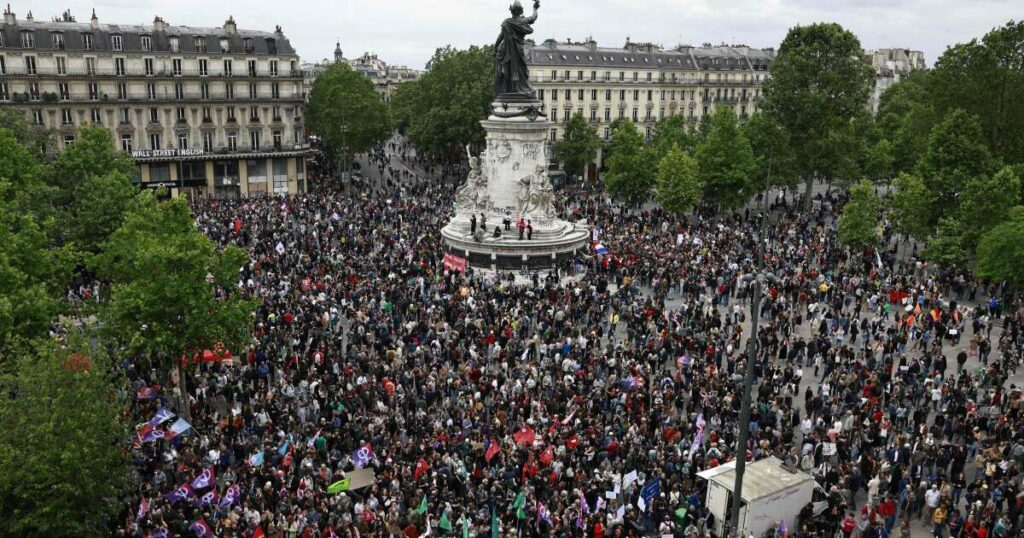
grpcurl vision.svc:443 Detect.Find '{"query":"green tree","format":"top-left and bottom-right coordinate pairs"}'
top-left (837, 180), bottom-right (882, 250)
top-left (390, 46), bottom-right (494, 158)
top-left (650, 115), bottom-right (697, 161)
top-left (66, 171), bottom-right (137, 254)
top-left (554, 113), bottom-right (600, 180)
top-left (92, 192), bottom-right (257, 370)
top-left (741, 112), bottom-right (799, 189)
top-left (918, 109), bottom-right (999, 217)
top-left (976, 210), bottom-right (1024, 288)
top-left (0, 341), bottom-right (128, 536)
top-left (876, 70), bottom-right (936, 174)
top-left (958, 166), bottom-right (1021, 247)
top-left (923, 217), bottom-right (967, 268)
top-left (762, 23), bottom-right (875, 208)
top-left (655, 143), bottom-right (701, 215)
top-left (307, 62), bottom-right (391, 169)
top-left (53, 125), bottom-right (136, 198)
top-left (864, 139), bottom-right (895, 181)
top-left (603, 120), bottom-right (656, 204)
top-left (887, 172), bottom-right (934, 241)
top-left (695, 107), bottom-right (757, 209)
top-left (0, 109), bottom-right (54, 162)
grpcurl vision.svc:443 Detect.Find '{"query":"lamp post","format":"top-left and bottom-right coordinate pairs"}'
top-left (729, 156), bottom-right (774, 538)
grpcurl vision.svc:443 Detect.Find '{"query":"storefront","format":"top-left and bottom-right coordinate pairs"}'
top-left (130, 148), bottom-right (311, 199)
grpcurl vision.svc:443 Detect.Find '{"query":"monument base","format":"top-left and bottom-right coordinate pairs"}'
top-left (441, 98), bottom-right (589, 272)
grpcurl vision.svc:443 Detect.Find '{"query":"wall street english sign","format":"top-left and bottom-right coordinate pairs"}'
top-left (131, 148), bottom-right (206, 159)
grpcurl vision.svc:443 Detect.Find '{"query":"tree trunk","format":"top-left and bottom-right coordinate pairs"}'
top-left (803, 174), bottom-right (815, 210)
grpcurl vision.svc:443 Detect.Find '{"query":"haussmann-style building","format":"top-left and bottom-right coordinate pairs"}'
top-left (0, 6), bottom-right (312, 198)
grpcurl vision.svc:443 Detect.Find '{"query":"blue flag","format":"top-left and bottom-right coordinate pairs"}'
top-left (641, 476), bottom-right (660, 509)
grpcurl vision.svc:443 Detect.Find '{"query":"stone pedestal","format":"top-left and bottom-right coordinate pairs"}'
top-left (441, 98), bottom-right (589, 271)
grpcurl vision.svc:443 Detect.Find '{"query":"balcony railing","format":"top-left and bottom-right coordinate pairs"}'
top-left (0, 91), bottom-right (303, 104)
top-left (2, 67), bottom-right (304, 78)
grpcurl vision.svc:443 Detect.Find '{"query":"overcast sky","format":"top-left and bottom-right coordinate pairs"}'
top-left (20, 0), bottom-right (1019, 68)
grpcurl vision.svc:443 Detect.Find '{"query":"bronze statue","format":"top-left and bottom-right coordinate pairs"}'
top-left (494, 0), bottom-right (540, 98)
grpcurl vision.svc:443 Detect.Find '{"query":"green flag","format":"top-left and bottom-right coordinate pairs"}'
top-left (326, 479), bottom-right (350, 494)
top-left (675, 507), bottom-right (688, 521)
top-left (417, 496), bottom-right (428, 515)
top-left (511, 490), bottom-right (525, 509)
top-left (461, 515), bottom-right (470, 538)
top-left (491, 505), bottom-right (499, 538)
top-left (440, 510), bottom-right (452, 531)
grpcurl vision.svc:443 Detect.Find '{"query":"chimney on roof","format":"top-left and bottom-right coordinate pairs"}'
top-left (153, 15), bottom-right (165, 32)
top-left (275, 25), bottom-right (283, 36)
top-left (224, 15), bottom-right (236, 34)
top-left (3, 4), bottom-right (15, 25)
top-left (25, 9), bottom-right (32, 21)
top-left (90, 8), bottom-right (98, 28)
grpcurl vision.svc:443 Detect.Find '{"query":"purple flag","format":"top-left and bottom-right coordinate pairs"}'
top-left (189, 517), bottom-right (216, 538)
top-left (220, 483), bottom-right (241, 508)
top-left (147, 407), bottom-right (174, 428)
top-left (307, 428), bottom-right (322, 448)
top-left (352, 444), bottom-right (373, 469)
top-left (191, 466), bottom-right (216, 490)
top-left (166, 483), bottom-right (195, 504)
top-left (197, 489), bottom-right (219, 508)
top-left (152, 526), bottom-right (169, 538)
top-left (136, 497), bottom-right (149, 522)
top-left (141, 428), bottom-right (166, 443)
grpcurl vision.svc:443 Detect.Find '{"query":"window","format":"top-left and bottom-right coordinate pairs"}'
top-left (150, 133), bottom-right (161, 150)
top-left (202, 132), bottom-right (213, 152)
top-left (56, 57), bottom-right (66, 75)
top-left (227, 133), bottom-right (238, 151)
top-left (220, 37), bottom-right (230, 53)
top-left (176, 107), bottom-right (186, 122)
top-left (591, 89), bottom-right (597, 100)
top-left (25, 56), bottom-right (37, 75)
top-left (145, 58), bottom-right (154, 76)
top-left (605, 89), bottom-right (611, 100)
top-left (564, 89), bottom-right (570, 101)
top-left (248, 60), bottom-right (257, 77)
top-left (618, 72), bottom-right (624, 81)
top-left (120, 108), bottom-right (131, 124)
top-left (266, 39), bottom-right (277, 55)
top-left (633, 90), bottom-right (639, 101)
top-left (271, 83), bottom-right (279, 99)
top-left (604, 127), bottom-right (609, 140)
top-left (29, 82), bottom-right (39, 100)
top-left (249, 107), bottom-right (259, 121)
top-left (121, 134), bottom-right (133, 152)
top-left (91, 108), bottom-right (102, 124)
top-left (149, 163), bottom-right (170, 182)
top-left (194, 36), bottom-right (207, 53)
top-left (62, 109), bottom-right (74, 125)
top-left (632, 72), bottom-right (638, 81)
top-left (202, 83), bottom-right (211, 99)
top-left (147, 83), bottom-right (157, 100)
top-left (111, 34), bottom-right (123, 51)
top-left (632, 108), bottom-right (638, 121)
top-left (88, 82), bottom-right (99, 100)
top-left (604, 71), bottom-right (610, 81)
top-left (0, 56), bottom-right (5, 74)
top-left (225, 82), bottom-right (235, 99)
top-left (272, 130), bottom-right (282, 149)
top-left (178, 134), bottom-right (188, 149)
top-left (117, 83), bottom-right (127, 99)
top-left (0, 82), bottom-right (7, 101)
top-left (85, 57), bottom-right (96, 75)
top-left (619, 90), bottom-right (625, 100)
top-left (589, 109), bottom-right (596, 121)
top-left (21, 31), bottom-right (34, 48)
top-left (647, 90), bottom-right (653, 101)
top-left (551, 109), bottom-right (557, 122)
top-left (227, 107), bottom-right (236, 121)
top-left (577, 89), bottom-right (584, 100)
top-left (149, 108), bottom-right (159, 123)
top-left (199, 59), bottom-right (208, 76)
top-left (269, 60), bottom-right (278, 76)
top-left (0, 32), bottom-right (3, 47)
top-left (550, 129), bottom-right (557, 141)
top-left (591, 70), bottom-right (596, 80)
top-left (294, 126), bottom-right (303, 144)
top-left (550, 70), bottom-right (556, 80)
top-left (244, 38), bottom-right (255, 54)
top-left (604, 108), bottom-right (610, 121)
top-left (141, 36), bottom-right (153, 51)
top-left (223, 59), bottom-right (232, 76)
top-left (202, 107), bottom-right (212, 121)
top-left (537, 89), bottom-right (544, 100)
top-left (172, 59), bottom-right (182, 76)
top-left (82, 33), bottom-right (93, 50)
top-left (577, 70), bottom-right (583, 81)
top-left (169, 37), bottom-right (179, 53)
top-left (32, 110), bottom-right (44, 125)
top-left (174, 83), bottom-right (184, 100)
top-left (115, 58), bottom-right (126, 76)
top-left (247, 159), bottom-right (267, 192)
top-left (63, 135), bottom-right (75, 148)
top-left (248, 83), bottom-right (257, 99)
top-left (646, 72), bottom-right (652, 82)
top-left (272, 106), bottom-right (281, 121)
top-left (58, 83), bottom-right (70, 100)
top-left (564, 70), bottom-right (569, 79)
top-left (272, 158), bottom-right (288, 193)
top-left (551, 90), bottom-right (557, 101)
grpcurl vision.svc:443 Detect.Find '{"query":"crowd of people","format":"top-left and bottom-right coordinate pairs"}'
top-left (117, 140), bottom-right (1024, 538)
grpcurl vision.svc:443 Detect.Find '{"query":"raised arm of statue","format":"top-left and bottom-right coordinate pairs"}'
top-left (526, 0), bottom-right (540, 23)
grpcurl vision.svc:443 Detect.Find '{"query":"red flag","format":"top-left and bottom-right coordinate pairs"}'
top-left (233, 218), bottom-right (242, 232)
top-left (513, 425), bottom-right (536, 446)
top-left (414, 458), bottom-right (429, 481)
top-left (565, 434), bottom-right (579, 450)
top-left (253, 527), bottom-right (266, 538)
top-left (484, 438), bottom-right (501, 462)
top-left (539, 445), bottom-right (554, 466)
top-left (282, 447), bottom-right (294, 469)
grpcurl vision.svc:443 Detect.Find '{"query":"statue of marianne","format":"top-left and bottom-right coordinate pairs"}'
top-left (494, 0), bottom-right (540, 98)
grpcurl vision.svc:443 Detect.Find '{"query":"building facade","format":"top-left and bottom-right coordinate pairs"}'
top-left (527, 38), bottom-right (774, 148)
top-left (865, 48), bottom-right (925, 115)
top-left (0, 7), bottom-right (311, 198)
top-left (300, 43), bottom-right (422, 107)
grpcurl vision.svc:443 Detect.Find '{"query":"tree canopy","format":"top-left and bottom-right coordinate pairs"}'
top-left (696, 107), bottom-right (757, 210)
top-left (837, 180), bottom-right (882, 250)
top-left (307, 62), bottom-right (391, 161)
top-left (655, 143), bottom-right (701, 216)
top-left (603, 120), bottom-right (656, 204)
top-left (554, 113), bottom-right (600, 180)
